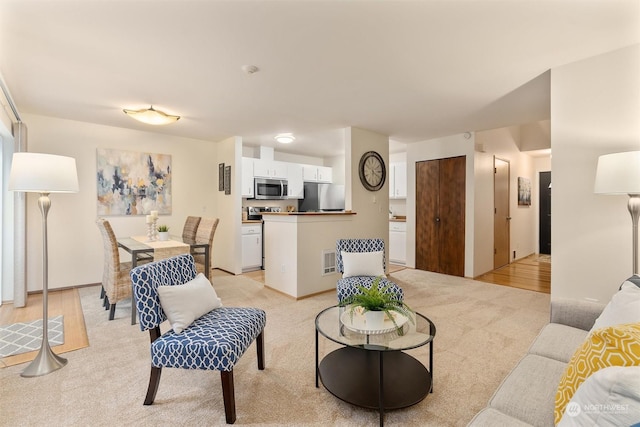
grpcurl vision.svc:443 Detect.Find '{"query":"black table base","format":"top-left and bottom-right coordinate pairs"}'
top-left (318, 347), bottom-right (432, 425)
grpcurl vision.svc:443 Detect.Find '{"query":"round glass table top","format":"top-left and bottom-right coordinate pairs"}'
top-left (315, 305), bottom-right (436, 351)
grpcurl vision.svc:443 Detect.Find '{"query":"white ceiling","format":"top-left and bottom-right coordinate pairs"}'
top-left (1, 1), bottom-right (638, 158)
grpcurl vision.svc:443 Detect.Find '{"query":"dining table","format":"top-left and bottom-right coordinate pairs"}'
top-left (117, 235), bottom-right (210, 325)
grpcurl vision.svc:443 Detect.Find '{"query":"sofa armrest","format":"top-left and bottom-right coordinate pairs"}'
top-left (550, 298), bottom-right (605, 331)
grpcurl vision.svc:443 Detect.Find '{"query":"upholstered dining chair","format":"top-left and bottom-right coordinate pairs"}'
top-left (335, 238), bottom-right (404, 304)
top-left (96, 218), bottom-right (134, 320)
top-left (130, 254), bottom-right (266, 424)
top-left (194, 217), bottom-right (219, 279)
top-left (182, 216), bottom-right (201, 242)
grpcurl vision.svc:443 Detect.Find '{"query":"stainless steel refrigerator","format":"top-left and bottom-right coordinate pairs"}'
top-left (299, 183), bottom-right (345, 212)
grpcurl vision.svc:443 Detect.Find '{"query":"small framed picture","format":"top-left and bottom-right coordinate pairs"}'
top-left (518, 177), bottom-right (531, 206)
top-left (224, 165), bottom-right (231, 195)
top-left (218, 163), bottom-right (225, 191)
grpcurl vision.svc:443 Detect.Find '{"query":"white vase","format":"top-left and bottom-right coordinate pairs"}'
top-left (158, 231), bottom-right (170, 241)
top-left (364, 310), bottom-right (385, 329)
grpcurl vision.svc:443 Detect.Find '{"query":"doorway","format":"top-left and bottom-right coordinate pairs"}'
top-left (539, 171), bottom-right (551, 255)
top-left (494, 158), bottom-right (510, 269)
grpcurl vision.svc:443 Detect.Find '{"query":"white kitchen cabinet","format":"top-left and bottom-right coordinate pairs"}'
top-left (389, 162), bottom-right (407, 199)
top-left (389, 221), bottom-right (407, 264)
top-left (287, 163), bottom-right (304, 199)
top-left (242, 224), bottom-right (262, 271)
top-left (302, 165), bottom-right (333, 183)
top-left (241, 157), bottom-right (254, 198)
top-left (253, 159), bottom-right (287, 179)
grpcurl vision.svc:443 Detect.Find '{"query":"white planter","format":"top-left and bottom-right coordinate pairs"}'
top-left (364, 310), bottom-right (385, 329)
top-left (158, 231), bottom-right (170, 241)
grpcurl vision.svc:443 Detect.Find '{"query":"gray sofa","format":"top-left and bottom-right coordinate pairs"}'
top-left (468, 298), bottom-right (605, 427)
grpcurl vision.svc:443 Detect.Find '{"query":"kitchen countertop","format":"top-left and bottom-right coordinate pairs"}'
top-left (261, 211), bottom-right (357, 216)
top-left (390, 215), bottom-right (406, 222)
top-left (242, 220), bottom-right (262, 224)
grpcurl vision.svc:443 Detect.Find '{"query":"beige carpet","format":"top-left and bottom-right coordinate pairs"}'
top-left (0, 269), bottom-right (550, 426)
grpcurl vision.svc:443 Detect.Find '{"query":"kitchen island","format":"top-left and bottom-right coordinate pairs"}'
top-left (261, 211), bottom-right (357, 298)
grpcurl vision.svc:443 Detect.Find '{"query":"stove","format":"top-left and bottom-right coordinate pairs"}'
top-left (247, 206), bottom-right (282, 220)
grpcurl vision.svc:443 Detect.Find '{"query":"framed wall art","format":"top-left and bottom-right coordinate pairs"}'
top-left (218, 163), bottom-right (225, 191)
top-left (96, 148), bottom-right (172, 215)
top-left (518, 177), bottom-right (531, 206)
top-left (224, 165), bottom-right (232, 195)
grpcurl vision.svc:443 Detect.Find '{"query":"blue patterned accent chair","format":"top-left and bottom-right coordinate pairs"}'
top-left (130, 254), bottom-right (266, 424)
top-left (336, 238), bottom-right (404, 303)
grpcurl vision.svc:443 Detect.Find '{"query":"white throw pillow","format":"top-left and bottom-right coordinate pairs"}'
top-left (157, 273), bottom-right (222, 333)
top-left (590, 282), bottom-right (640, 334)
top-left (341, 251), bottom-right (386, 278)
top-left (558, 366), bottom-right (640, 426)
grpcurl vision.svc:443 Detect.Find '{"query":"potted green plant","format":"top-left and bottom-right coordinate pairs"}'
top-left (339, 276), bottom-right (414, 333)
top-left (157, 224), bottom-right (170, 241)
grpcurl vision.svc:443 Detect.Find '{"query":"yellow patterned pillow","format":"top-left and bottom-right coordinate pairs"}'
top-left (554, 322), bottom-right (640, 424)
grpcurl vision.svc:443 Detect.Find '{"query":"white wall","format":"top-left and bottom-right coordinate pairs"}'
top-left (23, 113), bottom-right (218, 290)
top-left (406, 133), bottom-right (476, 277)
top-left (345, 127), bottom-right (390, 264)
top-left (215, 136), bottom-right (243, 274)
top-left (474, 150), bottom-right (495, 276)
top-left (551, 44), bottom-right (640, 303)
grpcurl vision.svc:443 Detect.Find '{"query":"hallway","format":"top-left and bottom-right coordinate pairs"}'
top-left (476, 254), bottom-right (551, 294)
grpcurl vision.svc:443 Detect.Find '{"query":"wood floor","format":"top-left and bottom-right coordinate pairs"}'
top-left (476, 253), bottom-right (551, 294)
top-left (0, 288), bottom-right (89, 368)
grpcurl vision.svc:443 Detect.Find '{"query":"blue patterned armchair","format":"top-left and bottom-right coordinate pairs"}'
top-left (336, 238), bottom-right (404, 303)
top-left (130, 254), bottom-right (266, 424)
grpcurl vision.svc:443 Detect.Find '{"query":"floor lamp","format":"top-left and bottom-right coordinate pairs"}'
top-left (9, 152), bottom-right (79, 377)
top-left (594, 151), bottom-right (640, 275)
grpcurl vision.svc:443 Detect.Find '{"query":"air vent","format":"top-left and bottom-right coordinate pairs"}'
top-left (322, 250), bottom-right (337, 275)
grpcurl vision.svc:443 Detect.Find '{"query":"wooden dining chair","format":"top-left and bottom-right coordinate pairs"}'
top-left (96, 218), bottom-right (134, 320)
top-left (194, 217), bottom-right (219, 279)
top-left (182, 216), bottom-right (201, 242)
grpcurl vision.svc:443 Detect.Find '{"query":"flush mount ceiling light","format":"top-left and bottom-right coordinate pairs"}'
top-left (123, 105), bottom-right (180, 125)
top-left (274, 134), bottom-right (295, 144)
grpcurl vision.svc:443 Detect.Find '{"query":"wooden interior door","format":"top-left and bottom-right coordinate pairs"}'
top-left (415, 160), bottom-right (440, 272)
top-left (494, 158), bottom-right (510, 268)
top-left (439, 156), bottom-right (465, 276)
top-left (415, 156), bottom-right (465, 276)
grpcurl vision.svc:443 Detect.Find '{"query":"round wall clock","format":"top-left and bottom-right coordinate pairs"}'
top-left (358, 151), bottom-right (386, 191)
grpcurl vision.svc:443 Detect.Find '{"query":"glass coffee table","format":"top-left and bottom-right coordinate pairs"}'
top-left (315, 306), bottom-right (436, 427)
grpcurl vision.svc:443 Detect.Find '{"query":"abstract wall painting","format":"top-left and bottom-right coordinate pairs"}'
top-left (518, 177), bottom-right (531, 206)
top-left (96, 148), bottom-right (172, 216)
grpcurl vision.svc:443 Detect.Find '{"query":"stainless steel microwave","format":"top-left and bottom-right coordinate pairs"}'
top-left (254, 178), bottom-right (288, 199)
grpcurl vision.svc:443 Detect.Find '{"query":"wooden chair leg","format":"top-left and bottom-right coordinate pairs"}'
top-left (108, 303), bottom-right (116, 320)
top-left (143, 367), bottom-right (162, 405)
top-left (256, 331), bottom-right (265, 370)
top-left (221, 370), bottom-right (236, 424)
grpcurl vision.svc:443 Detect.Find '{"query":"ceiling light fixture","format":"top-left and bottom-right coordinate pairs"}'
top-left (275, 134), bottom-right (295, 144)
top-left (123, 105), bottom-right (180, 125)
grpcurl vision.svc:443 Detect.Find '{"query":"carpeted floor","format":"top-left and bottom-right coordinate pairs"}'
top-left (0, 269), bottom-right (550, 426)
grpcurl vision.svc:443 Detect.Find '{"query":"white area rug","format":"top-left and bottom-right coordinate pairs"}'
top-left (0, 315), bottom-right (64, 357)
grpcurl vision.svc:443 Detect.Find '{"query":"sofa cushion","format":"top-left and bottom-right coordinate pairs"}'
top-left (528, 323), bottom-right (588, 363)
top-left (467, 407), bottom-right (533, 427)
top-left (557, 366), bottom-right (640, 426)
top-left (555, 322), bottom-right (640, 424)
top-left (489, 354), bottom-right (567, 427)
top-left (589, 281), bottom-right (640, 334)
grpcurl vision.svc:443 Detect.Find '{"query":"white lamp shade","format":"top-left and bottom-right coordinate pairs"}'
top-left (594, 151), bottom-right (640, 195)
top-left (9, 152), bottom-right (79, 193)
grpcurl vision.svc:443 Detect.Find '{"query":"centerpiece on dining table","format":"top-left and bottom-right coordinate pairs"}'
top-left (339, 277), bottom-right (415, 335)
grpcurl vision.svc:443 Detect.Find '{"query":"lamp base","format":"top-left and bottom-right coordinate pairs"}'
top-left (21, 341), bottom-right (67, 378)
